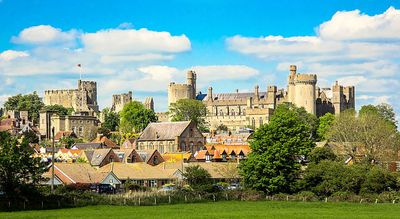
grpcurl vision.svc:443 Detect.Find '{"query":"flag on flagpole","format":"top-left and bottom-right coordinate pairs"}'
top-left (77, 64), bottom-right (82, 79)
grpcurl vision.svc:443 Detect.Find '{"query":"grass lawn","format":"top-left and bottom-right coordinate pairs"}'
top-left (1, 201), bottom-right (400, 219)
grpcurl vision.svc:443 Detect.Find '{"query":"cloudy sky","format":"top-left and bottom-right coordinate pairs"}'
top-left (0, 0), bottom-right (399, 120)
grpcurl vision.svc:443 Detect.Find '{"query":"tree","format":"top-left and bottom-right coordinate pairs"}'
top-left (360, 103), bottom-right (397, 129)
top-left (4, 92), bottom-right (44, 124)
top-left (183, 165), bottom-right (212, 189)
top-left (22, 130), bottom-right (39, 144)
top-left (169, 99), bottom-right (208, 132)
top-left (101, 108), bottom-right (120, 131)
top-left (240, 104), bottom-right (315, 194)
top-left (119, 101), bottom-right (157, 133)
top-left (42, 104), bottom-right (73, 116)
top-left (308, 147), bottom-right (336, 164)
top-left (328, 108), bottom-right (400, 163)
top-left (317, 113), bottom-right (335, 140)
top-left (0, 132), bottom-right (46, 197)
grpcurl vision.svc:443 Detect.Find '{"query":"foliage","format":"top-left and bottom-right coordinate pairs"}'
top-left (327, 108), bottom-right (400, 163)
top-left (97, 126), bottom-right (111, 138)
top-left (101, 108), bottom-right (120, 131)
top-left (59, 136), bottom-right (81, 149)
top-left (169, 99), bottom-right (208, 132)
top-left (42, 104), bottom-right (73, 116)
top-left (240, 104), bottom-right (315, 194)
top-left (3, 92), bottom-right (44, 124)
top-left (360, 166), bottom-right (398, 194)
top-left (183, 165), bottom-right (212, 189)
top-left (292, 105), bottom-right (319, 141)
top-left (308, 147), bottom-right (336, 164)
top-left (317, 113), bottom-right (335, 140)
top-left (216, 124), bottom-right (228, 133)
top-left (21, 130), bottom-right (39, 144)
top-left (0, 132), bottom-right (46, 198)
top-left (119, 101), bottom-right (157, 133)
top-left (359, 103), bottom-right (397, 129)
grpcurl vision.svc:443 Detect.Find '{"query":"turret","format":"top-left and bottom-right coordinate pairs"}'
top-left (186, 70), bottom-right (196, 99)
top-left (254, 85), bottom-right (259, 100)
top-left (207, 86), bottom-right (213, 102)
top-left (288, 65), bottom-right (297, 103)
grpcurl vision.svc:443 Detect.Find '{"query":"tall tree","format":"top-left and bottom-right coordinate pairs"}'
top-left (183, 165), bottom-right (212, 189)
top-left (240, 104), bottom-right (315, 194)
top-left (317, 113), bottom-right (335, 140)
top-left (42, 104), bottom-right (73, 116)
top-left (119, 101), bottom-right (157, 133)
top-left (0, 132), bottom-right (46, 197)
top-left (169, 99), bottom-right (208, 131)
top-left (4, 92), bottom-right (44, 124)
top-left (101, 108), bottom-right (120, 131)
top-left (359, 103), bottom-right (397, 129)
top-left (328, 108), bottom-right (400, 163)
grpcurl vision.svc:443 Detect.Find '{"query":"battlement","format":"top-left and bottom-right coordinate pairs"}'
top-left (294, 74), bottom-right (317, 84)
top-left (45, 89), bottom-right (77, 94)
top-left (168, 83), bottom-right (192, 89)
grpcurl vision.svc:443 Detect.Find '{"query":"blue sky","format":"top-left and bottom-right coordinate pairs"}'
top-left (0, 0), bottom-right (399, 121)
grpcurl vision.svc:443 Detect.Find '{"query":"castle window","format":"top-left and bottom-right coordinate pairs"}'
top-left (219, 110), bottom-right (223, 116)
top-left (259, 117), bottom-right (263, 126)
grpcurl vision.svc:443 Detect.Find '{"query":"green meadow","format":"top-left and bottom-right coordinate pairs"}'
top-left (1, 201), bottom-right (400, 219)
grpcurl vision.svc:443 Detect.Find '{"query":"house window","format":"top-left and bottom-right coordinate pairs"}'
top-left (189, 142), bottom-right (194, 153)
top-left (205, 154), bottom-right (211, 161)
top-left (159, 142), bottom-right (164, 154)
top-left (109, 156), bottom-right (114, 163)
top-left (153, 156), bottom-right (158, 165)
top-left (149, 142), bottom-right (154, 150)
top-left (180, 142), bottom-right (186, 151)
top-left (231, 154), bottom-right (236, 160)
top-left (130, 155), bottom-right (135, 163)
top-left (150, 180), bottom-right (157, 188)
top-left (259, 117), bottom-right (263, 126)
top-left (139, 143), bottom-right (144, 150)
top-left (239, 154), bottom-right (244, 159)
top-left (222, 154), bottom-right (227, 161)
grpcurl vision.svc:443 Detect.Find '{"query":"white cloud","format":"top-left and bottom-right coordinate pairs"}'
top-left (12, 25), bottom-right (78, 46)
top-left (319, 7), bottom-right (400, 41)
top-left (337, 76), bottom-right (400, 93)
top-left (0, 50), bottom-right (29, 61)
top-left (81, 28), bottom-right (191, 55)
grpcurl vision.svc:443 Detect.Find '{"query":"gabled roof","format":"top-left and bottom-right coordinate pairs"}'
top-left (99, 162), bottom-right (180, 180)
top-left (138, 121), bottom-right (192, 141)
top-left (136, 149), bottom-right (164, 165)
top-left (55, 131), bottom-right (77, 141)
top-left (90, 148), bottom-right (116, 166)
top-left (92, 136), bottom-right (117, 148)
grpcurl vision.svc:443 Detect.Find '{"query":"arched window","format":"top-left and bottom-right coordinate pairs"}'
top-left (169, 142), bottom-right (174, 152)
top-left (159, 142), bottom-right (164, 154)
top-left (180, 142), bottom-right (186, 151)
top-left (259, 117), bottom-right (263, 126)
top-left (139, 143), bottom-right (144, 150)
top-left (219, 110), bottom-right (223, 116)
top-left (149, 142), bottom-right (154, 150)
top-left (109, 155), bottom-right (114, 163)
top-left (189, 142), bottom-right (195, 153)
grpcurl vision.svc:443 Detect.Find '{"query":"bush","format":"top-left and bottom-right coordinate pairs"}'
top-left (360, 166), bottom-right (398, 194)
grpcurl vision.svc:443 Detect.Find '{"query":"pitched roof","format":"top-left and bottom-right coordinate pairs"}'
top-left (55, 131), bottom-right (77, 141)
top-left (44, 163), bottom-right (118, 184)
top-left (138, 121), bottom-right (191, 141)
top-left (90, 148), bottom-right (115, 166)
top-left (73, 143), bottom-right (103, 150)
top-left (99, 162), bottom-right (180, 180)
top-left (92, 136), bottom-right (117, 148)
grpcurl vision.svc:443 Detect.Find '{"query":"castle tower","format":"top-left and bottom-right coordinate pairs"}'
top-left (207, 86), bottom-right (213, 102)
top-left (144, 97), bottom-right (154, 111)
top-left (332, 81), bottom-right (343, 115)
top-left (287, 65), bottom-right (297, 103)
top-left (186, 70), bottom-right (196, 99)
top-left (254, 85), bottom-right (259, 101)
top-left (267, 86), bottom-right (277, 107)
top-left (343, 86), bottom-right (355, 110)
top-left (111, 91), bottom-right (133, 113)
top-left (294, 74), bottom-right (317, 115)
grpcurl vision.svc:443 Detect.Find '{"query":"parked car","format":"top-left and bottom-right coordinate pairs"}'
top-left (227, 183), bottom-right (240, 190)
top-left (158, 184), bottom-right (176, 192)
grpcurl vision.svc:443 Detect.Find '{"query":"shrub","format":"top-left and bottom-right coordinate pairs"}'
top-left (360, 166), bottom-right (398, 194)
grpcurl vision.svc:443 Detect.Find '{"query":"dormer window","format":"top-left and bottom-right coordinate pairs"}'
top-left (205, 154), bottom-right (211, 161)
top-left (222, 154), bottom-right (227, 161)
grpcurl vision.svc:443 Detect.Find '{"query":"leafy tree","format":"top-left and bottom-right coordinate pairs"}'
top-left (308, 147), bottom-right (337, 164)
top-left (4, 92), bottom-right (44, 124)
top-left (183, 165), bottom-right (212, 189)
top-left (59, 136), bottom-right (81, 149)
top-left (119, 101), bottom-right (157, 133)
top-left (169, 99), bottom-right (208, 132)
top-left (240, 104), bottom-right (315, 194)
top-left (292, 105), bottom-right (319, 141)
top-left (97, 126), bottom-right (111, 138)
top-left (42, 104), bottom-right (73, 116)
top-left (101, 108), bottom-right (120, 131)
top-left (360, 166), bottom-right (398, 194)
top-left (317, 113), bottom-right (335, 140)
top-left (22, 130), bottom-right (39, 144)
top-left (328, 108), bottom-right (400, 163)
top-left (0, 132), bottom-right (46, 197)
top-left (360, 103), bottom-right (397, 129)
top-left (216, 124), bottom-right (228, 133)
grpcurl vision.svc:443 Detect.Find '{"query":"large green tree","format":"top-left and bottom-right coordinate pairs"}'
top-left (42, 104), bottom-right (73, 116)
top-left (4, 92), bottom-right (44, 124)
top-left (317, 113), bottom-right (335, 140)
top-left (101, 108), bottom-right (120, 131)
top-left (183, 165), bottom-right (212, 189)
top-left (328, 108), bottom-right (400, 163)
top-left (359, 103), bottom-right (397, 129)
top-left (119, 101), bottom-right (157, 133)
top-left (0, 132), bottom-right (46, 197)
top-left (169, 99), bottom-right (208, 131)
top-left (240, 104), bottom-right (315, 194)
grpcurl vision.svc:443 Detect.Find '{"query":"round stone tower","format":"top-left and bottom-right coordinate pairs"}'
top-left (294, 74), bottom-right (317, 115)
top-left (287, 65), bottom-right (297, 103)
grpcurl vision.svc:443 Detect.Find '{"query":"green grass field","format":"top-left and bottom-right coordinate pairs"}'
top-left (1, 201), bottom-right (400, 219)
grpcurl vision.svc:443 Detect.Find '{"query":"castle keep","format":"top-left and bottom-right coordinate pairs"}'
top-left (44, 80), bottom-right (99, 115)
top-left (168, 65), bottom-right (355, 131)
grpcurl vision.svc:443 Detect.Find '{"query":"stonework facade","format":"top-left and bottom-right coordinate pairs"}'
top-left (167, 65), bottom-right (355, 131)
top-left (111, 92), bottom-right (132, 113)
top-left (44, 80), bottom-right (99, 115)
top-left (39, 111), bottom-right (99, 140)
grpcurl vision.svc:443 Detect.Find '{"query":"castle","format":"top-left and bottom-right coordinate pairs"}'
top-left (44, 80), bottom-right (99, 115)
top-left (111, 91), bottom-right (155, 113)
top-left (168, 65), bottom-right (355, 131)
